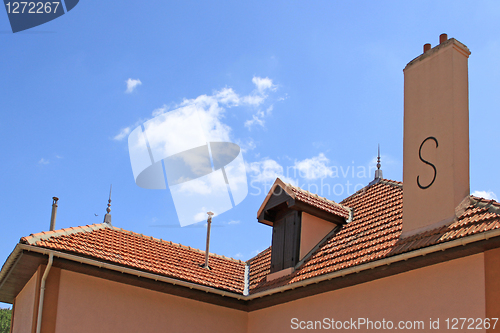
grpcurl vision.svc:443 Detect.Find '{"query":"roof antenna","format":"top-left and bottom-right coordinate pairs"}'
top-left (374, 144), bottom-right (383, 180)
top-left (203, 211), bottom-right (214, 269)
top-left (103, 185), bottom-right (112, 225)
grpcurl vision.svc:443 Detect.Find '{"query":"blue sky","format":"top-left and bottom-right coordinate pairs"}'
top-left (1, 1), bottom-right (500, 308)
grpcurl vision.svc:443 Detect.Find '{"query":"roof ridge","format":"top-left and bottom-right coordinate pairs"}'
top-left (468, 195), bottom-right (500, 215)
top-left (285, 182), bottom-right (350, 212)
top-left (398, 195), bottom-right (500, 243)
top-left (22, 223), bottom-right (244, 264)
top-left (21, 223), bottom-right (110, 245)
top-left (246, 246), bottom-right (271, 264)
top-left (340, 178), bottom-right (402, 205)
top-left (379, 178), bottom-right (403, 187)
top-left (110, 226), bottom-right (244, 264)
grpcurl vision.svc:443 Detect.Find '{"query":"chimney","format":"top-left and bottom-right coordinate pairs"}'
top-left (49, 197), bottom-right (58, 231)
top-left (402, 35), bottom-right (471, 237)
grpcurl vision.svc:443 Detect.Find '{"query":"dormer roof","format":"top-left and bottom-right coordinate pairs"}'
top-left (257, 178), bottom-right (351, 226)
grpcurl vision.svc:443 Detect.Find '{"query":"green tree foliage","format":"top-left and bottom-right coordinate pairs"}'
top-left (0, 308), bottom-right (11, 333)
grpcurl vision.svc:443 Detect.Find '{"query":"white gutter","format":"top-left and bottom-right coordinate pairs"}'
top-left (10, 227), bottom-right (500, 303)
top-left (35, 252), bottom-right (53, 333)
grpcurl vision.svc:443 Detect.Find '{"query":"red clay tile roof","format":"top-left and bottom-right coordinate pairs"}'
top-left (21, 225), bottom-right (245, 293)
top-left (391, 195), bottom-right (500, 255)
top-left (17, 179), bottom-right (500, 296)
top-left (248, 179), bottom-right (500, 293)
top-left (287, 183), bottom-right (351, 220)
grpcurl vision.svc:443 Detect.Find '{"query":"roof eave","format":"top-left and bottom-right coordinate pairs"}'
top-left (247, 227), bottom-right (500, 301)
top-left (3, 225), bottom-right (499, 310)
top-left (256, 178), bottom-right (294, 219)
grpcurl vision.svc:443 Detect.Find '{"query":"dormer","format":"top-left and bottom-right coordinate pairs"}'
top-left (257, 179), bottom-right (351, 279)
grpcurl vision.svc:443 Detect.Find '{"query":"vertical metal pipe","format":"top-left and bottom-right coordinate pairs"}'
top-left (49, 197), bottom-right (58, 231)
top-left (204, 212), bottom-right (214, 269)
top-left (36, 253), bottom-right (53, 333)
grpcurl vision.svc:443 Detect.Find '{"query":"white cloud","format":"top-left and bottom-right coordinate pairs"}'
top-left (38, 158), bottom-right (49, 165)
top-left (55, 155), bottom-right (63, 159)
top-left (245, 105), bottom-right (273, 129)
top-left (277, 93), bottom-right (289, 102)
top-left (472, 190), bottom-right (498, 201)
top-left (236, 138), bottom-right (256, 153)
top-left (245, 153), bottom-right (338, 191)
top-left (118, 77), bottom-right (278, 145)
top-left (243, 77), bottom-right (278, 129)
top-left (215, 87), bottom-right (240, 106)
top-left (174, 173), bottom-right (228, 196)
top-left (113, 127), bottom-right (131, 141)
top-left (136, 77), bottom-right (277, 154)
top-left (194, 208), bottom-right (210, 222)
top-left (152, 105), bottom-right (168, 117)
top-left (294, 153), bottom-right (333, 180)
top-left (119, 77), bottom-right (281, 207)
top-left (247, 158), bottom-right (296, 185)
top-left (251, 249), bottom-right (265, 257)
top-left (127, 87), bottom-right (250, 201)
top-left (143, 94), bottom-right (233, 160)
top-left (125, 78), bottom-right (142, 93)
top-left (244, 114), bottom-right (264, 129)
top-left (228, 220), bottom-right (240, 225)
top-left (252, 76), bottom-right (276, 94)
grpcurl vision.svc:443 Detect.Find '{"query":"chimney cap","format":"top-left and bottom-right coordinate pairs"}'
top-left (440, 33), bottom-right (448, 44)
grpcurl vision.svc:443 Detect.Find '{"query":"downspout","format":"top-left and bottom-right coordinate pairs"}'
top-left (35, 196), bottom-right (58, 332)
top-left (35, 251), bottom-right (53, 333)
top-left (243, 264), bottom-right (249, 296)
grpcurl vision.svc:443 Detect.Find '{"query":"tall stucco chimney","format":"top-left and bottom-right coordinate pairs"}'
top-left (402, 35), bottom-right (471, 237)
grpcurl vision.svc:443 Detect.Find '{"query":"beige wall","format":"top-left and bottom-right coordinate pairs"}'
top-left (485, 247), bottom-right (500, 332)
top-left (54, 270), bottom-right (248, 333)
top-left (40, 267), bottom-right (61, 333)
top-left (249, 254), bottom-right (486, 333)
top-left (12, 269), bottom-right (38, 333)
top-left (11, 251), bottom-right (495, 332)
top-left (403, 39), bottom-right (470, 236)
top-left (300, 212), bottom-right (336, 260)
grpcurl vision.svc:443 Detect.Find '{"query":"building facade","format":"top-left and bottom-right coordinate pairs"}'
top-left (1, 35), bottom-right (499, 333)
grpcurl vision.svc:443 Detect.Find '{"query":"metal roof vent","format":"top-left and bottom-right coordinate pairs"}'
top-left (49, 197), bottom-right (59, 231)
top-left (203, 211), bottom-right (214, 269)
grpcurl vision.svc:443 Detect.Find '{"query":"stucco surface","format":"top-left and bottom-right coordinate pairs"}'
top-left (54, 270), bottom-right (247, 333)
top-left (249, 254), bottom-right (486, 333)
top-left (403, 39), bottom-right (470, 236)
top-left (12, 269), bottom-right (38, 333)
